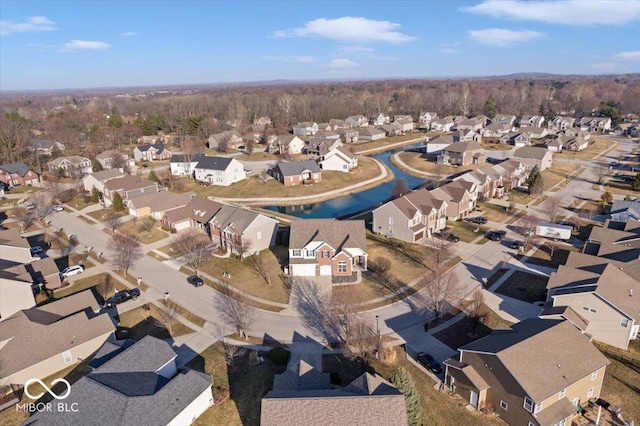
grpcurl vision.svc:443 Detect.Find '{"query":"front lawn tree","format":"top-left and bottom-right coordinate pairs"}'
top-left (214, 280), bottom-right (256, 339)
top-left (112, 192), bottom-right (124, 212)
top-left (391, 367), bottom-right (422, 426)
top-left (392, 178), bottom-right (410, 199)
top-left (525, 166), bottom-right (544, 196)
top-left (544, 196), bottom-right (563, 224)
top-left (107, 231), bottom-right (143, 276)
top-left (170, 229), bottom-right (213, 277)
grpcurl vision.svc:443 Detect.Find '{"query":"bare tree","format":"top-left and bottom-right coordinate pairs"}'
top-left (468, 290), bottom-right (485, 337)
top-left (578, 205), bottom-right (596, 225)
top-left (12, 207), bottom-right (35, 232)
top-left (544, 196), bottom-right (563, 224)
top-left (103, 209), bottom-right (121, 232)
top-left (107, 231), bottom-right (143, 276)
top-left (213, 280), bottom-right (256, 339)
top-left (158, 300), bottom-right (179, 336)
top-left (545, 240), bottom-right (560, 258)
top-left (170, 229), bottom-right (213, 276)
top-left (459, 82), bottom-right (471, 116)
top-left (110, 151), bottom-right (127, 172)
top-left (417, 268), bottom-right (461, 320)
top-left (519, 213), bottom-right (540, 250)
top-left (278, 93), bottom-right (295, 127)
top-left (246, 253), bottom-right (272, 286)
top-left (594, 161), bottom-right (609, 184)
top-left (96, 274), bottom-right (115, 302)
top-left (237, 238), bottom-right (253, 259)
top-left (391, 178), bottom-right (410, 199)
top-left (222, 341), bottom-right (246, 372)
top-left (31, 192), bottom-right (52, 220)
top-left (137, 217), bottom-right (155, 233)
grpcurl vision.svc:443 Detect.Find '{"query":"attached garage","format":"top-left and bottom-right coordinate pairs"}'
top-left (291, 264), bottom-right (316, 277)
top-left (319, 265), bottom-right (332, 276)
top-left (413, 230), bottom-right (424, 242)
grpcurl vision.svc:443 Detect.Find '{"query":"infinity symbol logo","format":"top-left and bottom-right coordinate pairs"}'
top-left (24, 378), bottom-right (71, 400)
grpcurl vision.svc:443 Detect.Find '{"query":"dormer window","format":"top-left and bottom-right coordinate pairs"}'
top-left (292, 249), bottom-right (301, 257)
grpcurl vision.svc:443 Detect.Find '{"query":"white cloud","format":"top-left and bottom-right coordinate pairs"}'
top-left (120, 31), bottom-right (138, 37)
top-left (326, 58), bottom-right (359, 68)
top-left (62, 40), bottom-right (111, 52)
top-left (0, 16), bottom-right (57, 35)
top-left (440, 42), bottom-right (461, 54)
top-left (274, 17), bottom-right (415, 44)
top-left (468, 28), bottom-right (544, 47)
top-left (589, 62), bottom-right (618, 70)
top-left (463, 0), bottom-right (640, 25)
top-left (262, 55), bottom-right (318, 63)
top-left (614, 51), bottom-right (640, 62)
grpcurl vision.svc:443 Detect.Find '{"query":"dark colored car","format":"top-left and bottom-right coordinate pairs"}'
top-left (416, 352), bottom-right (442, 374)
top-left (465, 216), bottom-right (488, 224)
top-left (187, 275), bottom-right (204, 287)
top-left (435, 231), bottom-right (460, 243)
top-left (489, 230), bottom-right (506, 241)
top-left (105, 289), bottom-right (140, 308)
top-left (511, 240), bottom-right (522, 250)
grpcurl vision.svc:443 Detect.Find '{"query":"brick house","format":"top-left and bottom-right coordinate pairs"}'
top-left (47, 156), bottom-right (93, 178)
top-left (0, 162), bottom-right (41, 187)
top-left (209, 205), bottom-right (279, 255)
top-left (272, 161), bottom-right (322, 186)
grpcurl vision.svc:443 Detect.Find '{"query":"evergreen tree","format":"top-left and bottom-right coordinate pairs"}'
top-left (600, 101), bottom-right (622, 126)
top-left (391, 367), bottom-right (422, 426)
top-left (525, 166), bottom-right (544, 196)
top-left (482, 95), bottom-right (496, 119)
top-left (90, 186), bottom-right (102, 203)
top-left (632, 172), bottom-right (640, 191)
top-left (92, 158), bottom-right (103, 172)
top-left (112, 192), bottom-right (124, 212)
top-left (108, 110), bottom-right (123, 128)
top-left (148, 170), bottom-right (160, 183)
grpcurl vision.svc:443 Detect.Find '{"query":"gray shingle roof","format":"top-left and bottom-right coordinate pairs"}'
top-left (195, 156), bottom-right (234, 171)
top-left (513, 146), bottom-right (549, 160)
top-left (170, 153), bottom-right (204, 163)
top-left (210, 205), bottom-right (264, 234)
top-left (275, 160), bottom-right (321, 177)
top-left (89, 169), bottom-right (125, 181)
top-left (0, 162), bottom-right (38, 177)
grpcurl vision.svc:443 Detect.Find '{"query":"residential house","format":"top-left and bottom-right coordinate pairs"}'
top-left (420, 111), bottom-right (438, 125)
top-left (292, 122), bottom-right (319, 137)
top-left (455, 117), bottom-right (484, 132)
top-left (583, 219), bottom-right (640, 277)
top-left (0, 269), bottom-right (35, 321)
top-left (3, 257), bottom-right (63, 290)
top-left (133, 143), bottom-right (172, 162)
top-left (346, 115), bottom-right (368, 128)
top-left (0, 162), bottom-right (41, 187)
top-left (355, 127), bottom-right (386, 141)
top-left (492, 159), bottom-right (528, 190)
top-left (318, 147), bottom-right (358, 172)
top-left (610, 199), bottom-right (640, 222)
top-left (371, 113), bottom-right (390, 126)
top-left (128, 191), bottom-right (193, 219)
top-left (261, 360), bottom-right (407, 426)
top-left (372, 188), bottom-right (448, 242)
top-left (169, 153), bottom-right (205, 176)
top-left (437, 141), bottom-right (484, 166)
top-left (500, 132), bottom-right (531, 147)
top-left (520, 126), bottom-right (549, 139)
top-left (209, 205), bottom-right (278, 255)
top-left (0, 290), bottom-right (115, 386)
top-left (243, 131), bottom-right (263, 146)
top-left (272, 160), bottom-right (322, 186)
top-left (103, 175), bottom-right (164, 207)
top-left (254, 116), bottom-right (272, 126)
top-left (272, 135), bottom-right (305, 155)
top-left (444, 319), bottom-right (609, 426)
top-left (424, 134), bottom-right (453, 154)
top-left (473, 115), bottom-right (491, 126)
top-left (543, 251), bottom-right (640, 350)
top-left (337, 127), bottom-right (359, 143)
top-left (137, 135), bottom-right (162, 145)
top-left (83, 168), bottom-right (125, 193)
top-left (329, 118), bottom-right (347, 129)
top-left (520, 115), bottom-right (545, 128)
top-left (0, 228), bottom-right (40, 264)
top-left (393, 115), bottom-right (415, 132)
top-left (96, 149), bottom-right (135, 170)
top-left (454, 166), bottom-right (504, 201)
top-left (430, 117), bottom-right (455, 132)
top-left (545, 139), bottom-right (564, 152)
top-left (561, 136), bottom-right (589, 152)
top-left (492, 114), bottom-right (517, 127)
top-left (431, 180), bottom-right (477, 220)
top-left (306, 137), bottom-right (343, 159)
top-left (377, 124), bottom-right (402, 137)
top-left (29, 139), bottom-right (65, 156)
top-left (453, 129), bottom-right (480, 143)
top-left (206, 129), bottom-right (243, 150)
top-left (548, 116), bottom-right (576, 133)
top-left (193, 156), bottom-right (245, 186)
top-left (513, 147), bottom-right (553, 172)
top-left (580, 117), bottom-right (612, 133)
top-left (313, 130), bottom-right (340, 141)
top-left (481, 122), bottom-right (513, 137)
top-left (162, 196), bottom-right (223, 232)
top-left (26, 335), bottom-right (213, 426)
top-left (288, 219), bottom-right (367, 282)
top-left (613, 123), bottom-right (638, 136)
top-left (47, 156), bottom-right (92, 178)
top-left (316, 123), bottom-right (333, 132)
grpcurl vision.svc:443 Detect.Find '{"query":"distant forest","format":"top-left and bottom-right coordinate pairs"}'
top-left (1, 74), bottom-right (639, 164)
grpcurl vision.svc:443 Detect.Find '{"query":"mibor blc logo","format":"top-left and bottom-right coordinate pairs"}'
top-left (24, 378), bottom-right (71, 400)
top-left (17, 378), bottom-right (78, 413)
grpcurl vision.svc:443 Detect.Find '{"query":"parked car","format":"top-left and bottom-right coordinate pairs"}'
top-left (187, 275), bottom-right (204, 287)
top-left (489, 230), bottom-right (506, 242)
top-left (52, 204), bottom-right (64, 212)
top-left (511, 240), bottom-right (522, 250)
top-left (434, 231), bottom-right (460, 243)
top-left (30, 246), bottom-right (44, 255)
top-left (416, 352), bottom-right (442, 374)
top-left (104, 289), bottom-right (140, 308)
top-left (59, 265), bottom-right (84, 278)
top-left (244, 169), bottom-right (253, 175)
top-left (465, 216), bottom-right (488, 225)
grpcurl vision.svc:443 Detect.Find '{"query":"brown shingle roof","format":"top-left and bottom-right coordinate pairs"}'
top-left (0, 228), bottom-right (30, 249)
top-left (129, 191), bottom-right (192, 213)
top-left (443, 140), bottom-right (482, 153)
top-left (103, 175), bottom-right (159, 192)
top-left (289, 219), bottom-right (366, 252)
top-left (513, 146), bottom-right (549, 160)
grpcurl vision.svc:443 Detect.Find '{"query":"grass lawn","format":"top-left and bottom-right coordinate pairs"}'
top-left (86, 208), bottom-right (127, 222)
top-left (64, 194), bottom-right (96, 211)
top-left (555, 138), bottom-right (616, 161)
top-left (199, 246), bottom-right (291, 304)
top-left (323, 348), bottom-right (504, 426)
top-left (598, 340), bottom-right (640, 423)
top-left (446, 220), bottom-right (489, 243)
top-left (433, 303), bottom-right (513, 350)
top-left (4, 185), bottom-right (42, 194)
top-left (160, 299), bottom-right (206, 328)
top-left (235, 152), bottom-right (279, 161)
top-left (523, 246), bottom-right (577, 269)
top-left (53, 272), bottom-right (109, 300)
top-left (1, 360), bottom-right (93, 426)
top-left (495, 270), bottom-right (548, 303)
top-left (505, 188), bottom-right (537, 206)
top-left (170, 156), bottom-right (387, 200)
top-left (477, 201), bottom-right (514, 223)
top-left (541, 162), bottom-right (581, 189)
top-left (353, 132), bottom-right (427, 154)
top-left (115, 218), bottom-right (169, 245)
top-left (155, 244), bottom-right (178, 258)
top-left (601, 180), bottom-right (640, 197)
top-left (189, 342), bottom-right (285, 426)
top-left (396, 151), bottom-right (484, 177)
top-left (117, 303), bottom-right (195, 340)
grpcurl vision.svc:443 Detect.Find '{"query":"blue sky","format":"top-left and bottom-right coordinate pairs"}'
top-left (1, 0), bottom-right (639, 91)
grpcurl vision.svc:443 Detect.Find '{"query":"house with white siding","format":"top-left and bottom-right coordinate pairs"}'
top-left (193, 156), bottom-right (245, 186)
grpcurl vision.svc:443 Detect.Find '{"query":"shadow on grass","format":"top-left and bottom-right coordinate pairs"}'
top-left (115, 314), bottom-right (172, 342)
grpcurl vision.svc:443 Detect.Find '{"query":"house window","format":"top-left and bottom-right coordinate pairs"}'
top-left (305, 250), bottom-right (314, 257)
top-left (571, 398), bottom-right (579, 407)
top-left (559, 388), bottom-right (566, 399)
top-left (257, 231), bottom-right (262, 240)
top-left (589, 308), bottom-right (597, 314)
top-left (621, 318), bottom-right (629, 328)
top-left (523, 396), bottom-right (533, 412)
top-left (337, 261), bottom-right (347, 273)
top-left (322, 251), bottom-right (330, 258)
top-left (534, 402), bottom-right (543, 413)
top-left (528, 423), bottom-right (536, 426)
top-left (587, 387), bottom-right (594, 398)
top-left (553, 419), bottom-right (567, 426)
top-left (389, 217), bottom-right (393, 225)
top-left (591, 370), bottom-right (598, 381)
top-left (499, 401), bottom-right (508, 410)
top-left (292, 249), bottom-right (301, 257)
top-left (63, 351), bottom-right (72, 365)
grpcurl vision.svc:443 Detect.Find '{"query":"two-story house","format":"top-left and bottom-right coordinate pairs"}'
top-left (548, 116), bottom-right (576, 133)
top-left (96, 149), bottom-right (135, 170)
top-left (0, 162), bottom-right (41, 187)
top-left (29, 139), bottom-right (65, 156)
top-left (47, 156), bottom-right (93, 178)
top-left (305, 137), bottom-right (343, 159)
top-left (288, 219), bottom-right (367, 282)
top-left (346, 115), bottom-right (368, 128)
top-left (437, 141), bottom-right (485, 166)
top-left (492, 114), bottom-right (517, 127)
top-left (336, 127), bottom-right (359, 143)
top-left (393, 115), bottom-right (415, 132)
top-left (193, 156), bottom-right (245, 186)
top-left (481, 122), bottom-right (513, 137)
top-left (520, 115), bottom-right (545, 128)
top-left (430, 117), bottom-right (455, 133)
top-left (370, 113), bottom-right (390, 126)
top-left (513, 147), bottom-right (553, 172)
top-left (206, 129), bottom-right (243, 150)
top-left (420, 111), bottom-right (438, 125)
top-left (444, 318), bottom-right (610, 426)
top-left (579, 117), bottom-right (612, 133)
top-left (500, 132), bottom-right (531, 147)
top-left (133, 143), bottom-right (172, 162)
top-left (83, 169), bottom-right (125, 193)
top-left (272, 135), bottom-right (305, 155)
top-left (318, 147), bottom-right (358, 172)
top-left (292, 122), bottom-right (319, 136)
top-left (431, 180), bottom-right (477, 220)
top-left (102, 175), bottom-right (164, 206)
top-left (272, 160), bottom-right (322, 186)
top-left (209, 205), bottom-right (279, 256)
top-left (455, 117), bottom-right (484, 132)
top-left (372, 188), bottom-right (448, 243)
top-left (169, 153), bottom-right (205, 176)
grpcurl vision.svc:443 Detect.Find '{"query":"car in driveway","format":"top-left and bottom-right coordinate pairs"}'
top-left (104, 288), bottom-right (140, 308)
top-left (489, 230), bottom-right (506, 242)
top-left (464, 216), bottom-right (488, 225)
top-left (59, 265), bottom-right (84, 278)
top-left (52, 204), bottom-right (64, 212)
top-left (187, 275), bottom-right (204, 287)
top-left (416, 352), bottom-right (442, 374)
top-left (511, 240), bottom-right (523, 250)
top-left (434, 231), bottom-right (460, 243)
top-left (30, 246), bottom-right (44, 255)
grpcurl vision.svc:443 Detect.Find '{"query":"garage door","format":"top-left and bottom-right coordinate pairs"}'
top-left (319, 265), bottom-right (332, 276)
top-left (292, 264), bottom-right (316, 277)
top-left (413, 230), bottom-right (424, 242)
